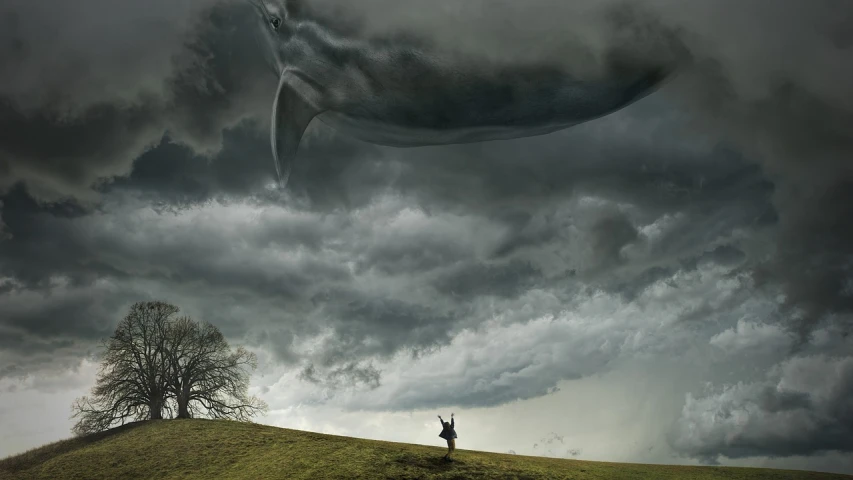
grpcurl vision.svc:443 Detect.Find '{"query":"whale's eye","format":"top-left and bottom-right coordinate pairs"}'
top-left (270, 16), bottom-right (282, 29)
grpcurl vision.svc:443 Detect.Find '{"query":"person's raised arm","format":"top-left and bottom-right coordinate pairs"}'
top-left (451, 413), bottom-right (455, 428)
top-left (438, 415), bottom-right (444, 427)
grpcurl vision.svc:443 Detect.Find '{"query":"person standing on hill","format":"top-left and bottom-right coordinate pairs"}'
top-left (438, 413), bottom-right (457, 462)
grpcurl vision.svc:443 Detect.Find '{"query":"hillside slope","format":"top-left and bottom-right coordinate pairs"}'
top-left (0, 419), bottom-right (849, 480)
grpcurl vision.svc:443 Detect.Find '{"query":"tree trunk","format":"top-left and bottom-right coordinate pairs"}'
top-left (177, 398), bottom-right (190, 418)
top-left (149, 401), bottom-right (163, 420)
top-left (177, 385), bottom-right (191, 419)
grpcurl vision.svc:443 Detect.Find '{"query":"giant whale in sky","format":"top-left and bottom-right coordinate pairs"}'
top-left (248, 0), bottom-right (675, 188)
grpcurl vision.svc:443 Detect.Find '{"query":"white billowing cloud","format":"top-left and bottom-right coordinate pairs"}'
top-left (254, 262), bottom-right (773, 411)
top-left (0, 192), bottom-right (521, 372)
top-left (68, 192), bottom-right (507, 286)
top-left (671, 353), bottom-right (853, 460)
top-left (0, 186), bottom-right (793, 431)
top-left (709, 318), bottom-right (792, 356)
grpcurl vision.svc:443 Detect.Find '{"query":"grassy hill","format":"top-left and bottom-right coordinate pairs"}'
top-left (1, 419), bottom-right (849, 480)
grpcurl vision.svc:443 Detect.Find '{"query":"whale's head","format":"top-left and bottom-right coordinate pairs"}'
top-left (249, 0), bottom-right (312, 188)
top-left (248, 0), bottom-right (299, 76)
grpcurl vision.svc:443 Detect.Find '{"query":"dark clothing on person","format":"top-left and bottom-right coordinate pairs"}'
top-left (438, 417), bottom-right (457, 440)
top-left (438, 416), bottom-right (457, 461)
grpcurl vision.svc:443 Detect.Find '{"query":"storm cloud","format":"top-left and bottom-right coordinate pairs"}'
top-left (671, 349), bottom-right (853, 461)
top-left (0, 0), bottom-right (273, 201)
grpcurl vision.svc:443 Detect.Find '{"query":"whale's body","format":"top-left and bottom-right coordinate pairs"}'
top-left (250, 0), bottom-right (672, 187)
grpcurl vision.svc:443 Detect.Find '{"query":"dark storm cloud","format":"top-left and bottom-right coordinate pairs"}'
top-left (671, 353), bottom-right (853, 460)
top-left (311, 289), bottom-right (459, 363)
top-left (299, 362), bottom-right (382, 390)
top-left (432, 260), bottom-right (541, 299)
top-left (306, 0), bottom-right (683, 72)
top-left (0, 275), bottom-right (144, 382)
top-left (654, 1), bottom-right (853, 336)
top-left (104, 124), bottom-right (283, 206)
top-left (752, 181), bottom-right (853, 337)
top-left (373, 132), bottom-right (773, 302)
top-left (289, 104), bottom-right (773, 223)
top-left (0, 95), bottom-right (163, 201)
top-left (0, 0), bottom-right (274, 201)
top-left (586, 209), bottom-right (640, 269)
top-left (0, 0), bottom-right (217, 109)
top-left (1, 287), bottom-right (116, 341)
top-left (0, 200), bottom-right (9, 240)
top-left (0, 185), bottom-right (109, 289)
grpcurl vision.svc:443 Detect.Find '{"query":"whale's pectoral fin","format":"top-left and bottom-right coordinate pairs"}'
top-left (271, 72), bottom-right (324, 188)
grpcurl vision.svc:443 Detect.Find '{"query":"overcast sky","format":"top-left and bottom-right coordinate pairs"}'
top-left (1, 0), bottom-right (853, 474)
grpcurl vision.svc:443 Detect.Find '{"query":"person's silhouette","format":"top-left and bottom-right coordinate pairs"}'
top-left (437, 413), bottom-right (457, 462)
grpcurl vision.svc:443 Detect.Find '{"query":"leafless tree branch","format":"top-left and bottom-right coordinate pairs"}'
top-left (70, 301), bottom-right (267, 435)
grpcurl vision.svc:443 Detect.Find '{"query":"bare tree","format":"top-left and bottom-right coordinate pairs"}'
top-left (71, 301), bottom-right (177, 436)
top-left (71, 301), bottom-right (266, 436)
top-left (165, 316), bottom-right (267, 420)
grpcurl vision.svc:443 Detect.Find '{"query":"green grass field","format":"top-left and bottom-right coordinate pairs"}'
top-left (1, 419), bottom-right (849, 480)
